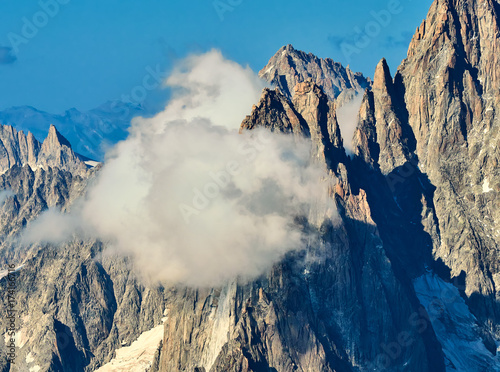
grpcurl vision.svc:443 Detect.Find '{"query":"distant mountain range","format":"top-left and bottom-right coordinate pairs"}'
top-left (0, 101), bottom-right (147, 161)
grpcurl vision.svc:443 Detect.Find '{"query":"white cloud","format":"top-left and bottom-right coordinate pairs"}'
top-left (20, 208), bottom-right (83, 245)
top-left (336, 93), bottom-right (365, 155)
top-left (22, 50), bottom-right (335, 287)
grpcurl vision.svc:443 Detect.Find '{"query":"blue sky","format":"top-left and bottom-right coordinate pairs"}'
top-left (0, 0), bottom-right (433, 113)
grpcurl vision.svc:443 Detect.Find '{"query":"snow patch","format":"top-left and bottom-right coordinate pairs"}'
top-left (26, 352), bottom-right (35, 364)
top-left (483, 179), bottom-right (494, 193)
top-left (263, 66), bottom-right (274, 75)
top-left (413, 273), bottom-right (500, 371)
top-left (96, 323), bottom-right (164, 372)
top-left (27, 164), bottom-right (44, 172)
top-left (29, 366), bottom-right (40, 372)
top-left (84, 160), bottom-right (100, 168)
top-left (0, 265), bottom-right (24, 281)
top-left (199, 282), bottom-right (235, 370)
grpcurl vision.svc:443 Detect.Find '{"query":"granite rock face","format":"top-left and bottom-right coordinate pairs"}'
top-left (398, 0), bottom-right (500, 353)
top-left (0, 0), bottom-right (499, 371)
top-left (157, 184), bottom-right (442, 372)
top-left (350, 0), bottom-right (500, 368)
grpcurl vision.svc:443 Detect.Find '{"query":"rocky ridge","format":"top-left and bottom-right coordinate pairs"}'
top-left (0, 124), bottom-right (91, 177)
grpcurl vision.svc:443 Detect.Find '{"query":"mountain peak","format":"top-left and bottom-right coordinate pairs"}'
top-left (45, 124), bottom-right (72, 149)
top-left (34, 124), bottom-right (90, 175)
top-left (281, 44), bottom-right (296, 52)
top-left (373, 58), bottom-right (394, 93)
top-left (259, 45), bottom-right (371, 103)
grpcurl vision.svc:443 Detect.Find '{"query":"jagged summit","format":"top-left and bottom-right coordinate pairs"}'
top-left (0, 123), bottom-right (92, 176)
top-left (373, 58), bottom-right (393, 92)
top-left (44, 124), bottom-right (73, 149)
top-left (240, 87), bottom-right (310, 136)
top-left (260, 44), bottom-right (371, 106)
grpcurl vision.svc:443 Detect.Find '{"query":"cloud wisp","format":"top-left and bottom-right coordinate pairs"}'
top-left (336, 93), bottom-right (365, 155)
top-left (22, 50), bottom-right (334, 287)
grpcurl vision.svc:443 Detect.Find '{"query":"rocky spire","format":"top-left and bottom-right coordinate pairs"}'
top-left (25, 131), bottom-right (40, 166)
top-left (350, 58), bottom-right (412, 175)
top-left (42, 124), bottom-right (73, 150)
top-left (352, 90), bottom-right (378, 167)
top-left (39, 124), bottom-right (87, 176)
top-left (371, 58), bottom-right (412, 174)
top-left (0, 125), bottom-right (39, 172)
